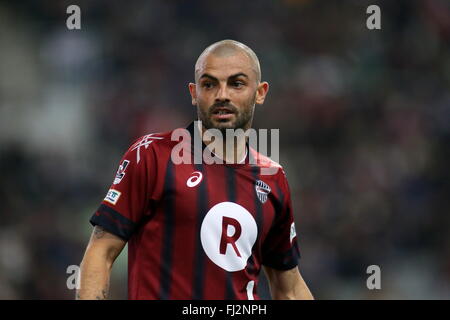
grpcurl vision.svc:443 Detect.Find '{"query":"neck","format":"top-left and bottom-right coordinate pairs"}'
top-left (198, 121), bottom-right (248, 164)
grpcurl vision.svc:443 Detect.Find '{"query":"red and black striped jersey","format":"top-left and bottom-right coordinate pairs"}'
top-left (90, 122), bottom-right (300, 300)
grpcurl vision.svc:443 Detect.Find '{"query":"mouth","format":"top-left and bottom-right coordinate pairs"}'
top-left (211, 107), bottom-right (235, 120)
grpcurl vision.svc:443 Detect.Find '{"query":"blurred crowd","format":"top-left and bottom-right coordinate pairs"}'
top-left (0, 0), bottom-right (449, 299)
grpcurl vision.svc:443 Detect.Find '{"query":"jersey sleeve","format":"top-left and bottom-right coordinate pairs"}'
top-left (261, 170), bottom-right (301, 270)
top-left (89, 137), bottom-right (157, 241)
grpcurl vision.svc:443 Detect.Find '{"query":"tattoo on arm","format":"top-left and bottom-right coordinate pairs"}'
top-left (96, 288), bottom-right (109, 300)
top-left (93, 226), bottom-right (105, 239)
top-left (75, 286), bottom-right (109, 300)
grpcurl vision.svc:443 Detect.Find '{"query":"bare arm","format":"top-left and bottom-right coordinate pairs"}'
top-left (263, 266), bottom-right (314, 300)
top-left (76, 226), bottom-right (126, 300)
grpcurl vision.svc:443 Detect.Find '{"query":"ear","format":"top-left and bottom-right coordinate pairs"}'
top-left (255, 81), bottom-right (269, 105)
top-left (188, 83), bottom-right (197, 106)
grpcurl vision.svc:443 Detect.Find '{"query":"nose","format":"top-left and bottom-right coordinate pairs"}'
top-left (215, 82), bottom-right (230, 103)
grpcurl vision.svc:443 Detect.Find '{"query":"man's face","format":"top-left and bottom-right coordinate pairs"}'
top-left (189, 52), bottom-right (268, 132)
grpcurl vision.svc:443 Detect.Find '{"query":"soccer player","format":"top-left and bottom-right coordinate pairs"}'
top-left (77, 40), bottom-right (313, 300)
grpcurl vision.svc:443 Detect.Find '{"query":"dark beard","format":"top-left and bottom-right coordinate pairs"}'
top-left (197, 93), bottom-right (256, 134)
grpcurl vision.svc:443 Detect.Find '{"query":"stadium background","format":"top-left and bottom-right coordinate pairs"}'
top-left (0, 0), bottom-right (449, 299)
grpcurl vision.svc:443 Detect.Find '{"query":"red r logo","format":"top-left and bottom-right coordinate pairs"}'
top-left (220, 217), bottom-right (242, 257)
top-left (200, 202), bottom-right (258, 272)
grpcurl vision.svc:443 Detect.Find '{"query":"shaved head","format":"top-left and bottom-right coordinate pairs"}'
top-left (189, 39), bottom-right (269, 133)
top-left (195, 40), bottom-right (261, 83)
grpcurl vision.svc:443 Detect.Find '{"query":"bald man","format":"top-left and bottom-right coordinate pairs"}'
top-left (78, 40), bottom-right (313, 300)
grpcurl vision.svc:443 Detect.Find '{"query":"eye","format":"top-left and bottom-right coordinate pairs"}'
top-left (231, 81), bottom-right (245, 88)
top-left (202, 82), bottom-right (215, 89)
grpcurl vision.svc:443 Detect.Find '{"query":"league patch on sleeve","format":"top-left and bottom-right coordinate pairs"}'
top-left (114, 159), bottom-right (130, 185)
top-left (104, 189), bottom-right (121, 205)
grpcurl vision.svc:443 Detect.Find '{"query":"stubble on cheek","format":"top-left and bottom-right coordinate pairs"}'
top-left (196, 90), bottom-right (257, 131)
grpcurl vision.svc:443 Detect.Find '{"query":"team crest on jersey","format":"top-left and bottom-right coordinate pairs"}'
top-left (113, 159), bottom-right (130, 185)
top-left (255, 180), bottom-right (271, 204)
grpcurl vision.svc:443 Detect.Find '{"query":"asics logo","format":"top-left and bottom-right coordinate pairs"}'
top-left (187, 171), bottom-right (203, 187)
